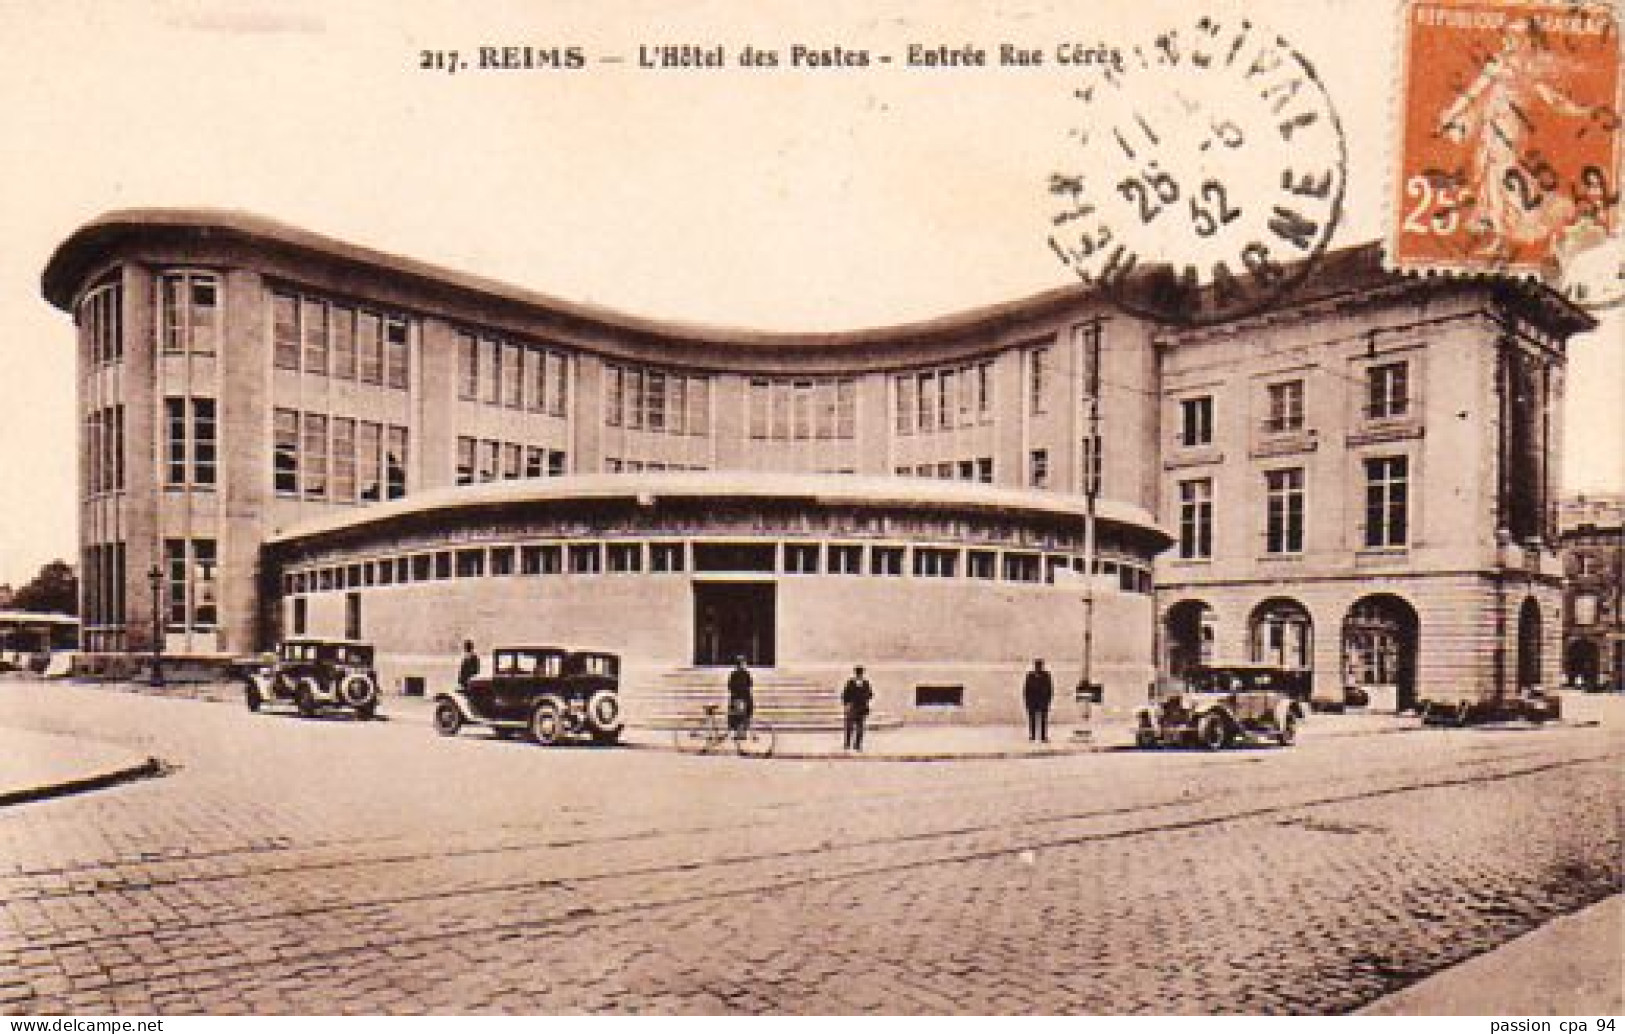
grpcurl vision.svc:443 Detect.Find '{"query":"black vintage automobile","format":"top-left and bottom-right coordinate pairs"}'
top-left (245, 638), bottom-right (381, 719)
top-left (432, 647), bottom-right (624, 745)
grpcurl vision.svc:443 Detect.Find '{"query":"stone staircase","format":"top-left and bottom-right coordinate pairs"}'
top-left (621, 667), bottom-right (901, 732)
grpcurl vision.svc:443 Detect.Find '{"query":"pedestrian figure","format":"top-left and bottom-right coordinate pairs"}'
top-left (1024, 658), bottom-right (1054, 743)
top-left (457, 639), bottom-right (480, 689)
top-left (727, 656), bottom-right (754, 735)
top-left (842, 665), bottom-right (874, 751)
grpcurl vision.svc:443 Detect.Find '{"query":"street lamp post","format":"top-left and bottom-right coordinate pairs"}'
top-left (1075, 323), bottom-right (1103, 741)
top-left (147, 564), bottom-right (165, 687)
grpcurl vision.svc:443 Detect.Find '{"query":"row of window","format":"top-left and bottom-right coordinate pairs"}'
top-left (1175, 456), bottom-right (1411, 560)
top-left (164, 397), bottom-right (217, 489)
top-left (85, 404), bottom-right (126, 496)
top-left (894, 457), bottom-right (996, 483)
top-left (894, 359), bottom-right (997, 435)
top-left (273, 409), bottom-right (408, 502)
top-left (272, 289), bottom-right (411, 389)
top-left (455, 332), bottom-right (570, 415)
top-left (603, 458), bottom-right (710, 473)
top-left (284, 540), bottom-right (1154, 593)
top-left (81, 541), bottom-right (127, 629)
top-left (162, 272), bottom-right (220, 357)
top-left (605, 363), bottom-right (711, 435)
top-left (1177, 361), bottom-right (1411, 447)
top-left (81, 283), bottom-right (124, 365)
top-left (455, 437), bottom-right (568, 484)
top-left (746, 377), bottom-right (857, 441)
top-left (165, 538), bottom-right (217, 631)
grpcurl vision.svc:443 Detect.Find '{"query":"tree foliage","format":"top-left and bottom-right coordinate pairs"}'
top-left (9, 559), bottom-right (77, 615)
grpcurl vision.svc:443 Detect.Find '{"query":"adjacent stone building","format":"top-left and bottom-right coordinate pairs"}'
top-left (1559, 494), bottom-right (1624, 693)
top-left (41, 209), bottom-right (1595, 720)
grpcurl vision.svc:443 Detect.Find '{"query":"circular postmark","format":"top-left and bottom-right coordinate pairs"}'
top-left (1046, 18), bottom-right (1347, 325)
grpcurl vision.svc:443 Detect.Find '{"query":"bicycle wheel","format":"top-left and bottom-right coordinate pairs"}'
top-left (734, 720), bottom-right (776, 758)
top-left (673, 718), bottom-right (715, 754)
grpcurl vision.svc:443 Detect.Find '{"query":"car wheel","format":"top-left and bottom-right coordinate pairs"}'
top-left (432, 698), bottom-right (463, 737)
top-left (1197, 712), bottom-right (1230, 751)
top-left (586, 690), bottom-right (623, 734)
top-left (1277, 712), bottom-right (1298, 746)
top-left (244, 679), bottom-right (263, 713)
top-left (295, 678), bottom-right (320, 718)
top-left (340, 673), bottom-right (379, 711)
top-left (530, 698), bottom-right (564, 745)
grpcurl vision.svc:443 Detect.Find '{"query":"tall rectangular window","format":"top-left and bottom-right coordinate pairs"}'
top-left (456, 436), bottom-right (476, 486)
top-left (834, 380), bottom-right (855, 439)
top-left (546, 352), bottom-right (568, 415)
top-left (480, 338), bottom-right (501, 404)
top-left (749, 379), bottom-right (770, 439)
top-left (896, 375), bottom-right (916, 434)
top-left (1266, 380), bottom-right (1305, 432)
top-left (1029, 448), bottom-right (1049, 489)
top-left (165, 398), bottom-right (187, 486)
top-left (385, 426), bottom-right (407, 499)
top-left (1180, 396), bottom-right (1214, 447)
top-left (1364, 456), bottom-right (1409, 547)
top-left (1368, 361), bottom-right (1410, 419)
top-left (332, 306), bottom-right (357, 380)
top-left (457, 332), bottom-right (479, 400)
top-left (1265, 468), bottom-right (1305, 554)
top-left (547, 450), bottom-right (567, 477)
top-left (1029, 345), bottom-right (1049, 414)
top-left (331, 417), bottom-right (356, 502)
top-left (110, 405), bottom-right (125, 491)
top-left (164, 398), bottom-right (215, 487)
top-left (605, 365), bottom-right (623, 427)
top-left (937, 370), bottom-right (953, 429)
top-left (193, 398), bottom-right (216, 487)
top-left (687, 376), bottom-right (709, 436)
top-left (917, 371), bottom-right (935, 432)
top-left (502, 342), bottom-right (523, 407)
top-left (81, 283), bottom-right (124, 365)
top-left (161, 272), bottom-right (218, 355)
top-left (627, 368), bottom-right (646, 429)
top-left (1179, 478), bottom-right (1213, 559)
top-left (302, 413), bottom-right (328, 500)
top-left (301, 299), bottom-right (328, 374)
top-left (502, 442), bottom-right (522, 480)
top-left (648, 371), bottom-right (668, 431)
top-left (274, 408), bottom-right (299, 495)
top-left (273, 292), bottom-right (300, 370)
top-left (165, 539), bottom-right (187, 628)
top-left (357, 312), bottom-right (383, 385)
top-left (192, 539), bottom-right (217, 628)
top-left (385, 318), bottom-right (410, 389)
top-left (357, 421), bottom-right (381, 501)
top-left (162, 538), bottom-right (217, 631)
top-left (977, 360), bottom-right (993, 419)
top-left (525, 446), bottom-right (545, 479)
top-left (479, 439), bottom-right (498, 482)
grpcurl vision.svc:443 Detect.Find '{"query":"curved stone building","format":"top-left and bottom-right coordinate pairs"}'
top-left (43, 209), bottom-right (1593, 722)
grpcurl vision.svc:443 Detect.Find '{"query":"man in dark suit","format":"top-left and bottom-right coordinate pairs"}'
top-left (841, 665), bottom-right (874, 751)
top-left (457, 640), bottom-right (480, 689)
top-left (727, 656), bottom-right (754, 735)
top-left (1023, 658), bottom-right (1054, 742)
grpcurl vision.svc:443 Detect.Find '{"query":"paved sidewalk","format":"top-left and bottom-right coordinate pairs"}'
top-left (1358, 895), bottom-right (1623, 1016)
top-left (0, 726), bottom-right (162, 807)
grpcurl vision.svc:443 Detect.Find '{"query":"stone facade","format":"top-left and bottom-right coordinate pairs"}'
top-left (1559, 494), bottom-right (1625, 693)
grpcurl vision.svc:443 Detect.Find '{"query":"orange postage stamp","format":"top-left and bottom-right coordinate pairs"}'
top-left (1392, 0), bottom-right (1621, 285)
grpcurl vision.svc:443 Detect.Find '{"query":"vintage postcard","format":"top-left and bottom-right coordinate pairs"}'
top-left (0, 0), bottom-right (1619, 1020)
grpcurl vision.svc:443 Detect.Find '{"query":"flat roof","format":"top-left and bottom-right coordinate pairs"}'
top-left (267, 472), bottom-right (1172, 548)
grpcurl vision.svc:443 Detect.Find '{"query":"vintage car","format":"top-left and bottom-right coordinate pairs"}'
top-left (244, 638), bottom-right (381, 719)
top-left (1135, 665), bottom-right (1307, 750)
top-left (1420, 689), bottom-right (1562, 726)
top-left (432, 647), bottom-right (624, 746)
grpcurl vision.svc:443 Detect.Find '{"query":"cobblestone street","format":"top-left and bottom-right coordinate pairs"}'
top-left (0, 682), bottom-right (1619, 1014)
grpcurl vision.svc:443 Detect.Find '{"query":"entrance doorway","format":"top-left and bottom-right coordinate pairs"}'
top-left (1516, 597), bottom-right (1542, 689)
top-left (1341, 594), bottom-right (1420, 712)
top-left (693, 582), bottom-right (776, 667)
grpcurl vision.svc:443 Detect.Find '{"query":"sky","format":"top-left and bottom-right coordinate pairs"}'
top-left (0, 0), bottom-right (1619, 587)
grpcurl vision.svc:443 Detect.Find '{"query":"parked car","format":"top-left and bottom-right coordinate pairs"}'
top-left (1136, 665), bottom-right (1306, 749)
top-left (244, 638), bottom-right (381, 719)
top-left (433, 647), bottom-right (624, 746)
top-left (1420, 689), bottom-right (1561, 726)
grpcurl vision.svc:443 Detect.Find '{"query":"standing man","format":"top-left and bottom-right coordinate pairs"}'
top-left (841, 665), bottom-right (874, 752)
top-left (727, 656), bottom-right (754, 736)
top-left (457, 640), bottom-right (480, 689)
top-left (1023, 658), bottom-right (1054, 743)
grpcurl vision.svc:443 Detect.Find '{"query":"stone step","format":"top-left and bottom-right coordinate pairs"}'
top-left (621, 667), bottom-right (898, 731)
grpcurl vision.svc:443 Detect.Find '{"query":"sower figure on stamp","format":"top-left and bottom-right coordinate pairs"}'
top-left (1024, 658), bottom-right (1054, 743)
top-left (457, 639), bottom-right (479, 689)
top-left (841, 665), bottom-right (874, 752)
top-left (727, 656), bottom-right (754, 737)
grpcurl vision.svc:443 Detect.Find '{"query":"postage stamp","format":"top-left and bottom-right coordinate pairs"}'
top-left (1390, 0), bottom-right (1622, 303)
top-left (1047, 16), bottom-right (1347, 326)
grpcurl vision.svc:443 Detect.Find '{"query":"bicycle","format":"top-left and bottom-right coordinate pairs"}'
top-left (672, 704), bottom-right (776, 758)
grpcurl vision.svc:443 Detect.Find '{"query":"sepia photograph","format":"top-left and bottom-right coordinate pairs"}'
top-left (0, 0), bottom-right (1620, 1019)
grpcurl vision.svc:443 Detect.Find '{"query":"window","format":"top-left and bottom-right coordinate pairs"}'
top-left (164, 397), bottom-right (216, 488)
top-left (913, 547), bottom-right (958, 578)
top-left (273, 293), bottom-right (300, 369)
top-left (502, 342), bottom-right (523, 408)
top-left (503, 442), bottom-right (522, 480)
top-left (1029, 449), bottom-right (1049, 489)
top-left (385, 426), bottom-right (407, 499)
top-left (1265, 468), bottom-right (1305, 554)
top-left (81, 282), bottom-right (123, 365)
top-left (1364, 456), bottom-right (1409, 547)
top-left (457, 332), bottom-right (478, 400)
top-left (302, 414), bottom-right (328, 499)
top-left (569, 544), bottom-right (602, 573)
top-left (344, 593), bottom-right (362, 641)
top-left (291, 597), bottom-right (307, 636)
top-left (870, 546), bottom-right (904, 576)
top-left (651, 543), bottom-right (685, 572)
top-left (161, 272), bottom-right (218, 355)
top-left (332, 306), bottom-right (357, 380)
top-left (828, 544), bottom-right (863, 574)
top-left (1368, 361), bottom-right (1410, 419)
top-left (967, 550), bottom-right (996, 579)
top-left (274, 408), bottom-right (299, 495)
top-left (357, 421), bottom-right (382, 501)
top-left (895, 375), bottom-right (916, 434)
top-left (523, 544), bottom-right (563, 575)
top-left (548, 450), bottom-right (567, 477)
top-left (784, 543), bottom-right (820, 574)
top-left (545, 352), bottom-right (568, 415)
top-left (976, 457), bottom-right (994, 484)
top-left (164, 538), bottom-right (217, 631)
top-left (607, 543), bottom-right (642, 573)
top-left (456, 436), bottom-right (476, 486)
top-left (1179, 478), bottom-right (1213, 559)
top-left (301, 299), bottom-right (328, 374)
top-left (977, 360), bottom-right (993, 419)
top-left (331, 418), bottom-right (356, 502)
top-left (1266, 380), bottom-right (1305, 432)
top-left (1002, 552), bottom-right (1041, 582)
top-left (915, 685), bottom-right (965, 708)
top-left (917, 371), bottom-right (935, 432)
top-left (455, 549), bottom-right (485, 578)
top-left (1029, 345), bottom-right (1049, 413)
top-left (378, 558), bottom-right (395, 585)
top-left (525, 447), bottom-right (545, 479)
top-left (1180, 396), bottom-right (1214, 447)
top-left (357, 312), bottom-right (383, 385)
top-left (385, 318), bottom-right (410, 390)
top-left (86, 404), bottom-right (126, 495)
